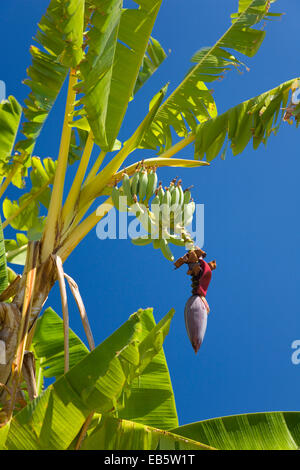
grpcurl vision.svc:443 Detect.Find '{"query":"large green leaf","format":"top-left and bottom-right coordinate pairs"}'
top-left (77, 0), bottom-right (123, 150)
top-left (36, 0), bottom-right (84, 68)
top-left (0, 423), bottom-right (10, 451)
top-left (70, 34), bottom-right (166, 162)
top-left (32, 307), bottom-right (89, 380)
top-left (118, 308), bottom-right (178, 430)
top-left (103, 0), bottom-right (163, 150)
top-left (2, 157), bottom-right (56, 235)
top-left (0, 96), bottom-right (24, 188)
top-left (2, 308), bottom-right (174, 450)
top-left (16, 0), bottom-right (85, 156)
top-left (5, 233), bottom-right (28, 266)
top-left (80, 415), bottom-right (212, 450)
top-left (141, 0), bottom-right (281, 153)
top-left (194, 78), bottom-right (298, 161)
top-left (68, 127), bottom-right (89, 164)
top-left (171, 412), bottom-right (300, 450)
top-left (33, 307), bottom-right (178, 430)
top-left (0, 96), bottom-right (22, 165)
top-left (79, 85), bottom-right (168, 206)
top-left (75, 1), bottom-right (164, 151)
top-left (29, 157), bottom-right (56, 211)
top-left (133, 36), bottom-right (167, 96)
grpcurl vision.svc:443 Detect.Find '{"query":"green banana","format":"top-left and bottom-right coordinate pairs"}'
top-left (157, 184), bottom-right (164, 203)
top-left (171, 185), bottom-right (180, 206)
top-left (150, 192), bottom-right (161, 229)
top-left (177, 182), bottom-right (184, 206)
top-left (169, 182), bottom-right (175, 193)
top-left (167, 234), bottom-right (186, 247)
top-left (151, 192), bottom-right (160, 207)
top-left (138, 209), bottom-right (154, 233)
top-left (145, 169), bottom-right (158, 204)
top-left (183, 200), bottom-right (195, 227)
top-left (131, 170), bottom-right (140, 198)
top-left (129, 194), bottom-right (145, 216)
top-left (122, 173), bottom-right (133, 204)
top-left (138, 169), bottom-right (148, 201)
top-left (161, 188), bottom-right (171, 227)
top-left (131, 236), bottom-right (152, 246)
top-left (160, 238), bottom-right (174, 262)
top-left (111, 185), bottom-right (121, 211)
top-left (152, 238), bottom-right (160, 249)
top-left (183, 188), bottom-right (192, 205)
top-left (171, 202), bottom-right (183, 228)
top-left (162, 187), bottom-right (171, 207)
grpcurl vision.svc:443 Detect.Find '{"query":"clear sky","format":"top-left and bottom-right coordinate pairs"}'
top-left (1, 0), bottom-right (300, 426)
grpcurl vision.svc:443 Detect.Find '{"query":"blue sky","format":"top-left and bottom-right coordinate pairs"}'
top-left (1, 0), bottom-right (300, 426)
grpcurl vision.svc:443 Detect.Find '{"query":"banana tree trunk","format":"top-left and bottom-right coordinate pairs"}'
top-left (0, 250), bottom-right (57, 407)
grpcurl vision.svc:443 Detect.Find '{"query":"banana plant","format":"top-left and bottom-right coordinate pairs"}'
top-left (0, 0), bottom-right (299, 450)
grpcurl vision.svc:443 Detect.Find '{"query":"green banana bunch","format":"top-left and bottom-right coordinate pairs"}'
top-left (122, 170), bottom-right (198, 263)
top-left (126, 166), bottom-right (157, 208)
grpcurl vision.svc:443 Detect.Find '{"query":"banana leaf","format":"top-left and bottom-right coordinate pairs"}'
top-left (171, 411), bottom-right (300, 450)
top-left (2, 307), bottom-right (174, 450)
top-left (141, 0), bottom-right (282, 153)
top-left (16, 0), bottom-right (85, 156)
top-left (32, 307), bottom-right (89, 379)
top-left (194, 78), bottom-right (298, 160)
top-left (33, 306), bottom-right (178, 431)
top-left (0, 96), bottom-right (24, 188)
top-left (79, 415), bottom-right (213, 450)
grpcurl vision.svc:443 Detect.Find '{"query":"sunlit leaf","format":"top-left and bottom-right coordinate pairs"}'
top-left (80, 415), bottom-right (212, 450)
top-left (16, 0), bottom-right (85, 155)
top-left (172, 411), bottom-right (300, 450)
top-left (141, 0), bottom-right (281, 153)
top-left (194, 78), bottom-right (296, 161)
top-left (1, 308), bottom-right (174, 449)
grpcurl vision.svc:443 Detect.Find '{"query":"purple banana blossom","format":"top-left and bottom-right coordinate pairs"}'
top-left (184, 295), bottom-right (208, 354)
